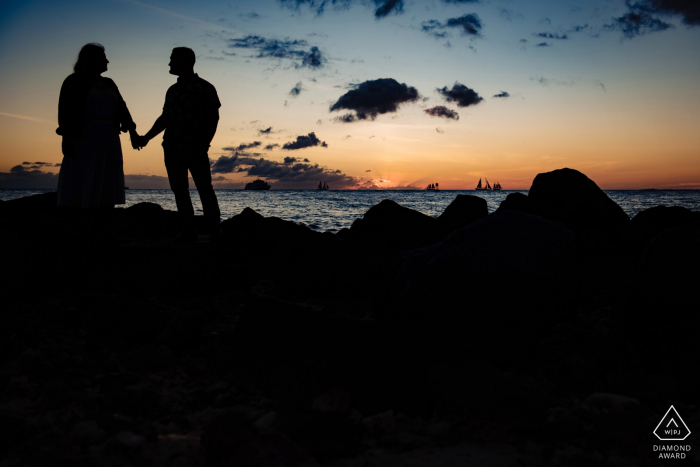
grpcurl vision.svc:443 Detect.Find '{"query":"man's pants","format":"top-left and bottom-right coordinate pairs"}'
top-left (164, 144), bottom-right (220, 228)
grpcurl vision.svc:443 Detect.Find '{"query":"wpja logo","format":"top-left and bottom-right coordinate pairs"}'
top-left (653, 405), bottom-right (691, 460)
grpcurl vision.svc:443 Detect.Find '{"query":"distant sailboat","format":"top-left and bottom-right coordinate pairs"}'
top-left (476, 178), bottom-right (502, 191)
top-left (426, 183), bottom-right (440, 191)
top-left (317, 181), bottom-right (329, 190)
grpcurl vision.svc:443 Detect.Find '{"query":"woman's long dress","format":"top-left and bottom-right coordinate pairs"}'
top-left (57, 86), bottom-right (125, 208)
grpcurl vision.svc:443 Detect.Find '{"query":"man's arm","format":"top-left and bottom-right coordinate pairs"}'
top-left (143, 114), bottom-right (167, 142)
top-left (134, 114), bottom-right (166, 148)
top-left (203, 108), bottom-right (219, 146)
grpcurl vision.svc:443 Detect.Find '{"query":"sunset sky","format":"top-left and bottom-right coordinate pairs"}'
top-left (0, 0), bottom-right (698, 189)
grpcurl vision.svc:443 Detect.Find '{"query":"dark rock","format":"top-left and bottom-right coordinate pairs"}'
top-left (388, 209), bottom-right (577, 337)
top-left (629, 205), bottom-right (700, 251)
top-left (124, 201), bottom-right (163, 217)
top-left (436, 194), bottom-right (487, 236)
top-left (527, 168), bottom-right (629, 233)
top-left (495, 192), bottom-right (539, 216)
top-left (0, 191), bottom-right (58, 214)
top-left (347, 199), bottom-right (438, 250)
top-left (222, 207), bottom-right (322, 246)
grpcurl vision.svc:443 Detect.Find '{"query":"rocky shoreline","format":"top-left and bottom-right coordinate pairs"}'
top-left (1, 168), bottom-right (699, 466)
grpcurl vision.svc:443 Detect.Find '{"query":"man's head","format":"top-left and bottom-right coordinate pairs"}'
top-left (169, 47), bottom-right (196, 76)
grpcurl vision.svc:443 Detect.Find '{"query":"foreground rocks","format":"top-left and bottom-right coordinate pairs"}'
top-left (1, 168), bottom-right (699, 466)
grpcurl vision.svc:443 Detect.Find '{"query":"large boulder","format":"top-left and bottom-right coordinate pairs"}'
top-left (526, 168), bottom-right (629, 234)
top-left (388, 209), bottom-right (577, 336)
top-left (436, 194), bottom-right (487, 236)
top-left (629, 206), bottom-right (700, 252)
top-left (347, 199), bottom-right (438, 250)
top-left (0, 191), bottom-right (58, 214)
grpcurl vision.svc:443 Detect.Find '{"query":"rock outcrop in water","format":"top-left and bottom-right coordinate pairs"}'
top-left (1, 168), bottom-right (699, 466)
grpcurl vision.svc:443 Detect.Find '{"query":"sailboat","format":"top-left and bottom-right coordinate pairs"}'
top-left (475, 178), bottom-right (486, 191)
top-left (493, 181), bottom-right (502, 191)
top-left (317, 181), bottom-right (329, 190)
top-left (426, 183), bottom-right (440, 191)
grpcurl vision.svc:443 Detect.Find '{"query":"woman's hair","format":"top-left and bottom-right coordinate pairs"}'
top-left (74, 43), bottom-right (105, 73)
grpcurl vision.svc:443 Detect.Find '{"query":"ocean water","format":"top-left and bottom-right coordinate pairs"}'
top-left (2, 189), bottom-right (699, 233)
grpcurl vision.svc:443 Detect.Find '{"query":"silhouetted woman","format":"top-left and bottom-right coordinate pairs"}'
top-left (56, 43), bottom-right (138, 239)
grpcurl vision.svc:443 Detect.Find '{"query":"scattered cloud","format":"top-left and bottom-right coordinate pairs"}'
top-left (441, 0), bottom-right (479, 3)
top-left (0, 165), bottom-right (58, 189)
top-left (282, 132), bottom-right (328, 150)
top-left (530, 76), bottom-right (574, 86)
top-left (498, 8), bottom-right (522, 21)
top-left (535, 42), bottom-right (551, 47)
top-left (210, 150), bottom-right (360, 188)
top-left (330, 78), bottom-right (419, 122)
top-left (289, 81), bottom-right (303, 96)
top-left (519, 38), bottom-right (528, 43)
top-left (569, 24), bottom-right (589, 32)
top-left (226, 35), bottom-right (326, 68)
top-left (436, 82), bottom-right (483, 107)
top-left (365, 169), bottom-right (371, 172)
top-left (595, 81), bottom-right (607, 91)
top-left (436, 127), bottom-right (445, 134)
top-left (493, 91), bottom-right (510, 98)
top-left (259, 127), bottom-right (273, 135)
top-left (265, 143), bottom-right (280, 150)
top-left (533, 32), bottom-right (569, 39)
top-left (630, 0), bottom-right (700, 26)
top-left (424, 106), bottom-right (459, 120)
top-left (606, 8), bottom-right (673, 38)
top-left (374, 0), bottom-right (404, 18)
top-left (224, 141), bottom-right (262, 151)
top-left (422, 13), bottom-right (482, 39)
top-left (276, 0), bottom-right (404, 19)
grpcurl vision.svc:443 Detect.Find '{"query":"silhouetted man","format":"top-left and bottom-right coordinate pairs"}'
top-left (136, 47), bottom-right (221, 241)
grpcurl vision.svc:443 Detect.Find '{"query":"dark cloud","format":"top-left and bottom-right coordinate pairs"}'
top-left (22, 161), bottom-right (57, 166)
top-left (436, 127), bottom-right (445, 134)
top-left (366, 169), bottom-right (371, 172)
top-left (436, 83), bottom-right (483, 107)
top-left (631, 0), bottom-right (700, 26)
top-left (259, 127), bottom-right (273, 134)
top-left (211, 150), bottom-right (360, 188)
top-left (276, 0), bottom-right (403, 19)
top-left (422, 14), bottom-right (482, 38)
top-left (446, 14), bottom-right (483, 36)
top-left (374, 0), bottom-right (404, 18)
top-left (534, 32), bottom-right (568, 39)
top-left (227, 35), bottom-right (325, 68)
top-left (493, 91), bottom-right (510, 98)
top-left (424, 106), bottom-right (459, 120)
top-left (519, 38), bottom-right (528, 43)
top-left (606, 9), bottom-right (673, 38)
top-left (289, 81), bottom-right (303, 96)
top-left (330, 78), bottom-right (419, 121)
top-left (265, 143), bottom-right (280, 150)
top-left (224, 141), bottom-right (262, 151)
top-left (222, 51), bottom-right (236, 56)
top-left (284, 156), bottom-right (299, 163)
top-left (536, 42), bottom-right (551, 47)
top-left (282, 132), bottom-right (328, 150)
top-left (0, 165), bottom-right (59, 189)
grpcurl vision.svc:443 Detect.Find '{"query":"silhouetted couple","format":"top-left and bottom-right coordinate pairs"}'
top-left (56, 43), bottom-right (221, 243)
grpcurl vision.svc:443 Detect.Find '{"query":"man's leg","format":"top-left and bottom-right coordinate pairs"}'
top-left (164, 145), bottom-right (196, 227)
top-left (187, 146), bottom-right (221, 231)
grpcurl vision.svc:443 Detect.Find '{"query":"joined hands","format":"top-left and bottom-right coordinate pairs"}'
top-left (130, 131), bottom-right (149, 151)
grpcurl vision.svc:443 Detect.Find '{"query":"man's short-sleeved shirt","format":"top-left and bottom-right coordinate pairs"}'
top-left (162, 73), bottom-right (221, 147)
